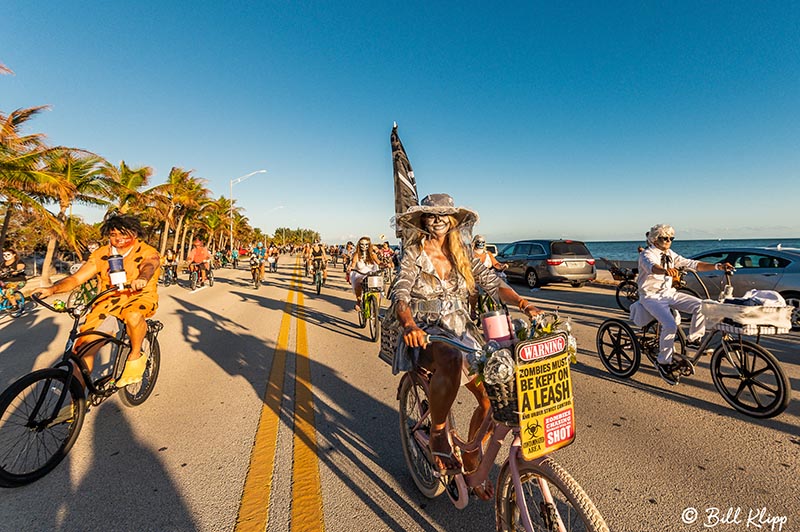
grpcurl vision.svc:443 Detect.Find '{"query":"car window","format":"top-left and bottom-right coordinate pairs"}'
top-left (500, 244), bottom-right (517, 256)
top-left (529, 244), bottom-right (546, 255)
top-left (550, 242), bottom-right (590, 256)
top-left (695, 252), bottom-right (730, 264)
top-left (737, 253), bottom-right (787, 269)
top-left (517, 244), bottom-right (533, 256)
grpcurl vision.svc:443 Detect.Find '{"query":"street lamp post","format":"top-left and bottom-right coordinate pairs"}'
top-left (229, 169), bottom-right (267, 251)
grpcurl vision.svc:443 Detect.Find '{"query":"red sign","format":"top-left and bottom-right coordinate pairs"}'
top-left (518, 334), bottom-right (567, 362)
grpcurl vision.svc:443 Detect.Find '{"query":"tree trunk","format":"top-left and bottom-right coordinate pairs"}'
top-left (40, 206), bottom-right (68, 286)
top-left (179, 224), bottom-right (189, 262)
top-left (173, 213), bottom-right (186, 253)
top-left (159, 204), bottom-right (175, 256)
top-left (0, 206), bottom-right (13, 252)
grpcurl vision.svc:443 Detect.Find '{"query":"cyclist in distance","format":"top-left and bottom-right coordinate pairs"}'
top-left (268, 242), bottom-right (279, 270)
top-left (34, 213), bottom-right (160, 387)
top-left (1, 248), bottom-right (27, 306)
top-left (252, 242), bottom-right (267, 280)
top-left (394, 194), bottom-right (542, 499)
top-left (310, 241), bottom-right (328, 285)
top-left (187, 238), bottom-right (212, 286)
top-left (162, 248), bottom-right (179, 280)
top-left (638, 223), bottom-right (732, 385)
top-left (378, 241), bottom-right (395, 270)
top-left (347, 236), bottom-right (380, 312)
top-left (472, 234), bottom-right (507, 273)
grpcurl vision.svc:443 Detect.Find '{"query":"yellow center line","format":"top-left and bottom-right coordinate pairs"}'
top-left (291, 285), bottom-right (325, 531)
top-left (235, 277), bottom-right (295, 532)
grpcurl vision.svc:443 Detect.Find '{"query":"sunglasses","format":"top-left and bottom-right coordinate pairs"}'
top-left (658, 236), bottom-right (675, 242)
top-left (422, 213), bottom-right (448, 222)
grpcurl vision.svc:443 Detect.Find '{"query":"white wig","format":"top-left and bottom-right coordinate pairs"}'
top-left (646, 224), bottom-right (675, 245)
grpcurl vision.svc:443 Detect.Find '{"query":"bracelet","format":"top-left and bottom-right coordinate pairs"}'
top-left (715, 263), bottom-right (722, 271)
top-left (518, 300), bottom-right (530, 312)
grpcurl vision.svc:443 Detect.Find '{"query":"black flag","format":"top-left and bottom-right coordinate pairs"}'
top-left (391, 122), bottom-right (419, 239)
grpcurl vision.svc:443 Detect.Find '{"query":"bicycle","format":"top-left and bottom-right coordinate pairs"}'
top-left (249, 256), bottom-right (262, 289)
top-left (357, 271), bottom-right (383, 342)
top-left (595, 271), bottom-right (792, 418)
top-left (161, 263), bottom-right (178, 287)
top-left (0, 279), bottom-right (27, 318)
top-left (189, 262), bottom-right (214, 291)
top-left (311, 259), bottom-right (325, 295)
top-left (267, 255), bottom-right (278, 273)
top-left (397, 316), bottom-right (608, 532)
top-left (0, 287), bottom-right (163, 487)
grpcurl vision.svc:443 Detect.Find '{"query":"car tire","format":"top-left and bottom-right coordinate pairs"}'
top-left (780, 291), bottom-right (800, 330)
top-left (526, 269), bottom-right (539, 288)
top-left (570, 281), bottom-right (585, 288)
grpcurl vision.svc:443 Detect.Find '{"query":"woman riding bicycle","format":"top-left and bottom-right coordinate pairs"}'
top-left (637, 223), bottom-right (732, 385)
top-left (34, 213), bottom-right (160, 388)
top-left (162, 249), bottom-right (178, 281)
top-left (393, 194), bottom-right (541, 499)
top-left (347, 236), bottom-right (380, 312)
top-left (472, 235), bottom-right (507, 274)
top-left (310, 241), bottom-right (328, 285)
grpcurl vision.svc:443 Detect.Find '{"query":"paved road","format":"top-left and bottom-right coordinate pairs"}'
top-left (1, 258), bottom-right (797, 532)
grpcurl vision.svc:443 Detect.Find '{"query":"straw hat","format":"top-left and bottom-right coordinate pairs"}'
top-left (396, 194), bottom-right (479, 232)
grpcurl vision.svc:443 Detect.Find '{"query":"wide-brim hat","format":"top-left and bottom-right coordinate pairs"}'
top-left (396, 193), bottom-right (479, 232)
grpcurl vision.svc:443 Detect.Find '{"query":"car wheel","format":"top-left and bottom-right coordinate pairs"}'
top-left (570, 281), bottom-right (585, 288)
top-left (781, 291), bottom-right (800, 330)
top-left (526, 269), bottom-right (539, 288)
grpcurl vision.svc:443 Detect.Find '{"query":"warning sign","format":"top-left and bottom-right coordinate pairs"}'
top-left (515, 334), bottom-right (575, 461)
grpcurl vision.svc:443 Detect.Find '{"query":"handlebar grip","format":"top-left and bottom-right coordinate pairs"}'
top-left (31, 293), bottom-right (64, 313)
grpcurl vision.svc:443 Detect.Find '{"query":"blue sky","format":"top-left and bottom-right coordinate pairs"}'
top-left (2, 1), bottom-right (798, 244)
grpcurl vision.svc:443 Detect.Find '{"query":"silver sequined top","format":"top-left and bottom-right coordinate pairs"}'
top-left (393, 242), bottom-right (506, 336)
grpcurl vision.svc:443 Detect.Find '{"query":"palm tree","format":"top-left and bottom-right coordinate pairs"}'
top-left (38, 149), bottom-right (111, 284)
top-left (0, 105), bottom-right (62, 251)
top-left (150, 167), bottom-right (209, 256)
top-left (104, 160), bottom-right (154, 214)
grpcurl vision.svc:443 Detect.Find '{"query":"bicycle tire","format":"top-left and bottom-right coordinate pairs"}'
top-left (208, 269), bottom-right (214, 287)
top-left (358, 298), bottom-right (366, 328)
top-left (118, 335), bottom-right (161, 408)
top-left (615, 281), bottom-right (638, 312)
top-left (0, 368), bottom-right (86, 487)
top-left (640, 321), bottom-right (686, 365)
top-left (496, 456), bottom-right (609, 532)
top-left (710, 338), bottom-right (790, 418)
top-left (397, 376), bottom-right (445, 498)
top-left (190, 271), bottom-right (197, 291)
top-left (252, 269), bottom-right (260, 289)
top-left (315, 272), bottom-right (322, 295)
top-left (8, 293), bottom-right (26, 318)
top-left (595, 319), bottom-right (641, 378)
top-left (368, 295), bottom-right (379, 342)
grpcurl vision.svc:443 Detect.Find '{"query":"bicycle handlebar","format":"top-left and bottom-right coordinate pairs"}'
top-left (32, 285), bottom-right (131, 314)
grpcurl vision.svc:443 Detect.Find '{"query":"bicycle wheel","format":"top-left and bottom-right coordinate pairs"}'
top-left (118, 334), bottom-right (161, 408)
top-left (315, 273), bottom-right (322, 294)
top-left (190, 271), bottom-right (197, 291)
top-left (397, 376), bottom-right (445, 498)
top-left (368, 295), bottom-right (379, 342)
top-left (357, 297), bottom-right (366, 328)
top-left (496, 456), bottom-right (609, 532)
top-left (710, 338), bottom-right (790, 418)
top-left (252, 269), bottom-right (260, 289)
top-left (615, 281), bottom-right (638, 312)
top-left (640, 321), bottom-right (686, 365)
top-left (208, 269), bottom-right (214, 287)
top-left (0, 368), bottom-right (86, 487)
top-left (7, 293), bottom-right (26, 318)
top-left (595, 319), bottom-right (640, 378)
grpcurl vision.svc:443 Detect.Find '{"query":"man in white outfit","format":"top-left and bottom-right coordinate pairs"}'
top-left (638, 224), bottom-right (732, 384)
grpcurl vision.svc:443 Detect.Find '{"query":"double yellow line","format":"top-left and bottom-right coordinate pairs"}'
top-left (235, 260), bottom-right (324, 532)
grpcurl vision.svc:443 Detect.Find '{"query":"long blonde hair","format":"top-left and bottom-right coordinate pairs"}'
top-left (409, 215), bottom-right (475, 292)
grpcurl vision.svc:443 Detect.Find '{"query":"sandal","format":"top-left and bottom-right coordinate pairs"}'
top-left (429, 426), bottom-right (462, 476)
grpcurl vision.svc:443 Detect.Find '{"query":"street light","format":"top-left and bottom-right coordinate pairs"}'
top-left (229, 169), bottom-right (267, 250)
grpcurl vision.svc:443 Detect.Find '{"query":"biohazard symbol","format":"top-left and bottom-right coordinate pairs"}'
top-left (525, 419), bottom-right (541, 438)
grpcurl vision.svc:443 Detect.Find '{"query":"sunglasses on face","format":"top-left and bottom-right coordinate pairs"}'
top-left (658, 236), bottom-right (675, 242)
top-left (422, 214), bottom-right (448, 222)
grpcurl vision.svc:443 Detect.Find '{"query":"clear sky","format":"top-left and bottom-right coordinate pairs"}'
top-left (2, 1), bottom-right (799, 244)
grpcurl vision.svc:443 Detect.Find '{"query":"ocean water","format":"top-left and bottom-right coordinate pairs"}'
top-left (494, 239), bottom-right (800, 263)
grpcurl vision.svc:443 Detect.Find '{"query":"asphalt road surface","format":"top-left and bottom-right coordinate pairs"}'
top-left (1, 258), bottom-right (797, 532)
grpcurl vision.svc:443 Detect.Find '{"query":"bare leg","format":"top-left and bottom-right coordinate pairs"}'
top-left (420, 343), bottom-right (463, 472)
top-left (116, 311), bottom-right (148, 386)
top-left (463, 378), bottom-right (494, 499)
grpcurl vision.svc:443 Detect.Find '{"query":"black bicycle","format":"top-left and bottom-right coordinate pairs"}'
top-left (0, 287), bottom-right (163, 487)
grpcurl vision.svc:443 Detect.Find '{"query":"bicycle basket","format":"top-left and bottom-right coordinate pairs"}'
top-left (701, 300), bottom-right (792, 336)
top-left (364, 272), bottom-right (384, 292)
top-left (484, 380), bottom-right (520, 426)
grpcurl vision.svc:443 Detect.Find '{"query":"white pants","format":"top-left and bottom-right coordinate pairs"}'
top-left (640, 292), bottom-right (705, 364)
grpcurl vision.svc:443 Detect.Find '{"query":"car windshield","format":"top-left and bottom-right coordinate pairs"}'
top-left (551, 242), bottom-right (590, 256)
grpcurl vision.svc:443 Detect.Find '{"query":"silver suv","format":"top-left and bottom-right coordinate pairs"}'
top-left (495, 239), bottom-right (596, 288)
